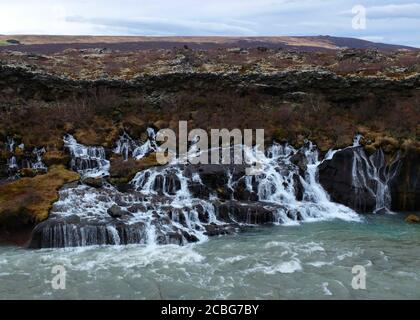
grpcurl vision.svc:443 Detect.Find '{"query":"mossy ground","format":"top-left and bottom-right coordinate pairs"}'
top-left (0, 165), bottom-right (80, 229)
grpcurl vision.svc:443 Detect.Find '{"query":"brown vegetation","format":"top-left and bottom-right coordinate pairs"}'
top-left (0, 45), bottom-right (418, 169)
top-left (0, 46), bottom-right (418, 80)
top-left (0, 80), bottom-right (419, 158)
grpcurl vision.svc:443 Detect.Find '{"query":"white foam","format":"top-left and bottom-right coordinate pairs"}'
top-left (322, 282), bottom-right (333, 296)
top-left (63, 134), bottom-right (110, 178)
top-left (247, 260), bottom-right (303, 274)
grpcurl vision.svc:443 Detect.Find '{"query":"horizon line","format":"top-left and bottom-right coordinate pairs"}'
top-left (1, 34), bottom-right (418, 49)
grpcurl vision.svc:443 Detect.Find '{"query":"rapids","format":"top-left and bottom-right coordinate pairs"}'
top-left (1, 214), bottom-right (419, 299)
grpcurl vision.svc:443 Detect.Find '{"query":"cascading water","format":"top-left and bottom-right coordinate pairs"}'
top-left (6, 137), bottom-right (15, 153)
top-left (246, 142), bottom-right (360, 224)
top-left (113, 128), bottom-right (157, 161)
top-left (4, 137), bottom-right (47, 175)
top-left (32, 134), bottom-right (366, 249)
top-left (133, 127), bottom-right (158, 160)
top-left (113, 133), bottom-right (137, 161)
top-left (6, 137), bottom-right (17, 173)
top-left (7, 156), bottom-right (18, 170)
top-left (351, 146), bottom-right (400, 213)
top-left (31, 147), bottom-right (47, 171)
top-left (318, 133), bottom-right (401, 213)
top-left (63, 134), bottom-right (110, 178)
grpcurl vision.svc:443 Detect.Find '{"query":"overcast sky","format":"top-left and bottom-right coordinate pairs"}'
top-left (0, 0), bottom-right (419, 47)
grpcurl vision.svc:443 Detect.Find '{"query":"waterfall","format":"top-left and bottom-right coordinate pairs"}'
top-left (4, 137), bottom-right (47, 175)
top-left (6, 137), bottom-right (15, 153)
top-left (6, 137), bottom-right (17, 173)
top-left (31, 147), bottom-right (47, 171)
top-left (114, 133), bottom-right (137, 161)
top-left (351, 146), bottom-right (400, 213)
top-left (250, 141), bottom-right (359, 224)
top-left (113, 128), bottom-right (157, 161)
top-left (64, 134), bottom-right (110, 178)
top-left (133, 128), bottom-right (157, 160)
top-left (32, 135), bottom-right (365, 249)
top-left (7, 156), bottom-right (18, 170)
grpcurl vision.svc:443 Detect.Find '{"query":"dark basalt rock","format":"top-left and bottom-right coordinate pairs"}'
top-left (185, 163), bottom-right (306, 202)
top-left (184, 163), bottom-right (250, 200)
top-left (290, 151), bottom-right (308, 176)
top-left (318, 147), bottom-right (377, 213)
top-left (232, 176), bottom-right (259, 202)
top-left (318, 146), bottom-right (418, 212)
top-left (153, 172), bottom-right (181, 196)
top-left (204, 223), bottom-right (237, 236)
top-left (390, 152), bottom-right (420, 211)
top-left (185, 164), bottom-right (232, 199)
top-left (2, 62), bottom-right (419, 106)
top-left (0, 162), bottom-right (8, 178)
top-left (107, 204), bottom-right (131, 218)
top-left (28, 214), bottom-right (189, 248)
top-left (214, 200), bottom-right (278, 225)
top-left (293, 173), bottom-right (304, 201)
top-left (29, 219), bottom-right (138, 248)
top-left (28, 187), bottom-right (292, 248)
top-left (82, 177), bottom-right (104, 188)
top-left (127, 203), bottom-right (147, 213)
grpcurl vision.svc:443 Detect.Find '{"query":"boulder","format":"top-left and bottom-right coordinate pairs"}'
top-left (107, 204), bottom-right (131, 218)
top-left (184, 164), bottom-right (250, 200)
top-left (82, 177), bottom-right (104, 188)
top-left (214, 200), bottom-right (277, 224)
top-left (109, 153), bottom-right (161, 190)
top-left (204, 223), bottom-right (237, 236)
top-left (405, 214), bottom-right (419, 223)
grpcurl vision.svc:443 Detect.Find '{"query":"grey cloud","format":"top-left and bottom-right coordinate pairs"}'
top-left (66, 16), bottom-right (256, 36)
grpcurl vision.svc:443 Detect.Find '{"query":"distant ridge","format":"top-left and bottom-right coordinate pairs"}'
top-left (0, 35), bottom-right (417, 54)
top-left (310, 35), bottom-right (415, 51)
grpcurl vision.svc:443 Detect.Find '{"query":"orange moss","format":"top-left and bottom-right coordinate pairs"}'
top-left (0, 165), bottom-right (80, 228)
top-left (405, 214), bottom-right (419, 223)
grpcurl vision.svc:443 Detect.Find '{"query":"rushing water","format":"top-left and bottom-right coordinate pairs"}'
top-left (32, 139), bottom-right (364, 248)
top-left (114, 128), bottom-right (157, 161)
top-left (0, 214), bottom-right (419, 300)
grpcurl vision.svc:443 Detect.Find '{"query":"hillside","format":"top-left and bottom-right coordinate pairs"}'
top-left (0, 35), bottom-right (416, 54)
